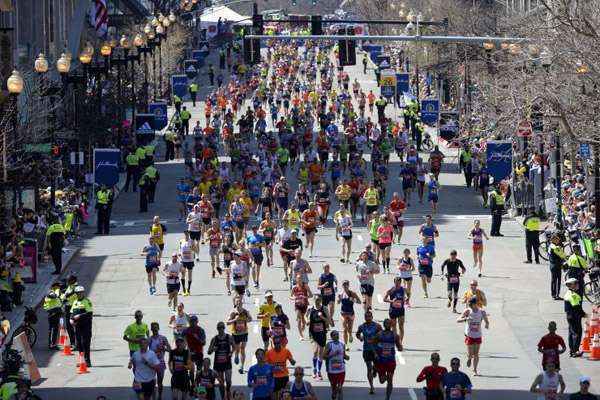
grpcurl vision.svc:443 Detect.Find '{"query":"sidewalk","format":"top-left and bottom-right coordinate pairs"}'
top-left (6, 171), bottom-right (128, 336)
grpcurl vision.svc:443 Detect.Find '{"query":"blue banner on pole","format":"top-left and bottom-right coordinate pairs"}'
top-left (420, 99), bottom-right (439, 125)
top-left (171, 75), bottom-right (189, 100)
top-left (579, 143), bottom-right (591, 159)
top-left (486, 141), bottom-right (513, 182)
top-left (94, 148), bottom-right (121, 187)
top-left (198, 41), bottom-right (210, 56)
top-left (396, 73), bottom-right (410, 94)
top-left (136, 113), bottom-right (156, 134)
top-left (148, 102), bottom-right (168, 131)
top-left (369, 45), bottom-right (383, 63)
top-left (192, 50), bottom-right (205, 68)
top-left (376, 55), bottom-right (391, 69)
top-left (184, 59), bottom-right (199, 79)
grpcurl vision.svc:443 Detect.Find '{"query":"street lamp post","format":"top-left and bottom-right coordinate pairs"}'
top-left (156, 23), bottom-right (165, 99)
top-left (6, 70), bottom-right (23, 182)
top-left (595, 144), bottom-right (600, 231)
top-left (148, 29), bottom-right (157, 99)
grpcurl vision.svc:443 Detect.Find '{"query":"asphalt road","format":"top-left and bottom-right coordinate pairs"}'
top-left (30, 49), bottom-right (600, 399)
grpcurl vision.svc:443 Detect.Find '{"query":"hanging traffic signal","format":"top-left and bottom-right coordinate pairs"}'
top-left (252, 13), bottom-right (264, 35)
top-left (291, 0), bottom-right (297, 5)
top-left (338, 27), bottom-right (356, 66)
top-left (311, 15), bottom-right (323, 35)
top-left (243, 37), bottom-right (261, 65)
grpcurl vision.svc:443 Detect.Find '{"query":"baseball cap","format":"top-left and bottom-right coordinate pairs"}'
top-left (580, 376), bottom-right (591, 384)
top-left (565, 277), bottom-right (578, 285)
top-left (264, 290), bottom-right (273, 298)
top-left (74, 286), bottom-right (85, 293)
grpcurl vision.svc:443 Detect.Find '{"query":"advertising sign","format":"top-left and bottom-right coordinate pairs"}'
top-left (376, 54), bottom-right (391, 69)
top-left (148, 102), bottom-right (168, 131)
top-left (192, 49), bottom-right (205, 67)
top-left (136, 113), bottom-right (156, 134)
top-left (171, 74), bottom-right (189, 100)
top-left (420, 99), bottom-right (440, 125)
top-left (93, 148), bottom-right (121, 187)
top-left (380, 70), bottom-right (396, 99)
top-left (369, 45), bottom-right (383, 64)
top-left (486, 141), bottom-right (513, 182)
top-left (21, 241), bottom-right (37, 283)
top-left (184, 59), bottom-right (199, 79)
top-left (579, 143), bottom-right (591, 159)
top-left (396, 73), bottom-right (410, 94)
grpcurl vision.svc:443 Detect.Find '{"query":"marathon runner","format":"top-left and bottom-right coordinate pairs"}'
top-left (384, 277), bottom-right (407, 345)
top-left (308, 296), bottom-right (330, 380)
top-left (206, 219), bottom-right (223, 278)
top-left (417, 237), bottom-right (436, 298)
top-left (337, 280), bottom-right (361, 350)
top-left (207, 322), bottom-right (234, 400)
top-left (388, 193), bottom-right (407, 244)
top-left (141, 237), bottom-right (160, 295)
top-left (356, 310), bottom-right (382, 394)
top-left (318, 264), bottom-right (338, 323)
top-left (468, 219), bottom-right (489, 277)
top-left (163, 253), bottom-right (184, 311)
top-left (416, 352), bottom-right (447, 400)
top-left (301, 202), bottom-right (319, 257)
top-left (179, 231), bottom-right (195, 296)
top-left (258, 213), bottom-right (276, 267)
top-left (440, 250), bottom-right (467, 313)
top-left (324, 330), bottom-right (349, 400)
top-left (246, 225), bottom-right (265, 288)
top-left (334, 203), bottom-right (353, 263)
top-left (457, 296), bottom-right (490, 376)
top-left (373, 318), bottom-right (402, 400)
top-left (227, 297), bottom-right (252, 374)
top-left (290, 278), bottom-right (312, 340)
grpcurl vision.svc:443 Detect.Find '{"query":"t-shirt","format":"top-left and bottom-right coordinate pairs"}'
top-left (124, 322), bottom-right (149, 352)
top-left (265, 347), bottom-right (293, 378)
top-left (164, 262), bottom-right (184, 284)
top-left (442, 371), bottom-right (472, 400)
top-left (131, 349), bottom-right (160, 383)
top-left (417, 365), bottom-right (448, 390)
top-left (357, 261), bottom-right (377, 286)
top-left (569, 394), bottom-right (598, 400)
top-left (282, 238), bottom-right (303, 253)
top-left (143, 245), bottom-right (160, 267)
top-left (184, 325), bottom-right (206, 354)
top-left (248, 363), bottom-right (274, 398)
top-left (259, 303), bottom-right (277, 328)
top-left (537, 333), bottom-right (566, 367)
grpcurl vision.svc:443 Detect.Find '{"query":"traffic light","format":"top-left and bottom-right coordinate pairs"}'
top-left (311, 15), bottom-right (323, 35)
top-left (243, 37), bottom-right (261, 65)
top-left (338, 27), bottom-right (356, 66)
top-left (252, 13), bottom-right (263, 35)
top-left (51, 145), bottom-right (60, 158)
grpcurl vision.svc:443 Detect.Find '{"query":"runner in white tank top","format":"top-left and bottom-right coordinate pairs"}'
top-left (529, 362), bottom-right (564, 400)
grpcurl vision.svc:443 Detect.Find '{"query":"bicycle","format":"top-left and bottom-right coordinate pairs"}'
top-left (10, 307), bottom-right (38, 348)
top-left (421, 132), bottom-right (434, 152)
top-left (583, 266), bottom-right (600, 304)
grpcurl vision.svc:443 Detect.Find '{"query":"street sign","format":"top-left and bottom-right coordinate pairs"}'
top-left (579, 143), bottom-right (591, 159)
top-left (516, 120), bottom-right (533, 137)
top-left (192, 50), bottom-right (205, 67)
top-left (171, 75), bottom-right (189, 100)
top-left (24, 143), bottom-right (51, 153)
top-left (380, 70), bottom-right (396, 99)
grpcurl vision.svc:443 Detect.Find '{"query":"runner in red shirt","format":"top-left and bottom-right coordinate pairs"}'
top-left (537, 321), bottom-right (566, 370)
top-left (416, 352), bottom-right (448, 400)
top-left (388, 193), bottom-right (407, 244)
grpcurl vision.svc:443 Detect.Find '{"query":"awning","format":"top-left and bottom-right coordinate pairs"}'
top-left (198, 6), bottom-right (251, 38)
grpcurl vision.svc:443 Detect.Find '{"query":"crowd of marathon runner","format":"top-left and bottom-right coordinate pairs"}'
top-left (119, 33), bottom-right (597, 400)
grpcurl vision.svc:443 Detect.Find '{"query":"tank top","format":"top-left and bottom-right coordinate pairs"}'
top-left (471, 228), bottom-right (483, 244)
top-left (398, 257), bottom-right (414, 279)
top-left (231, 262), bottom-right (247, 286)
top-left (171, 348), bottom-right (189, 372)
top-left (290, 381), bottom-right (309, 399)
top-left (309, 307), bottom-right (327, 335)
top-left (213, 334), bottom-right (232, 364)
top-left (292, 286), bottom-right (308, 307)
top-left (180, 240), bottom-right (194, 263)
top-left (198, 369), bottom-right (216, 389)
top-left (377, 330), bottom-right (396, 362)
top-left (297, 191), bottom-right (309, 207)
top-left (465, 309), bottom-right (484, 339)
top-left (319, 273), bottom-right (336, 297)
top-left (538, 371), bottom-right (560, 400)
top-left (231, 311), bottom-right (249, 335)
top-left (340, 291), bottom-right (355, 314)
top-left (326, 341), bottom-right (346, 373)
top-left (388, 287), bottom-right (405, 311)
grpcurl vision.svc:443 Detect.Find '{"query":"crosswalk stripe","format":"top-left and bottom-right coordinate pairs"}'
top-left (408, 388), bottom-right (418, 400)
top-left (124, 222), bottom-right (135, 227)
top-left (377, 294), bottom-right (384, 304)
top-left (396, 353), bottom-right (406, 365)
top-left (357, 234), bottom-right (364, 242)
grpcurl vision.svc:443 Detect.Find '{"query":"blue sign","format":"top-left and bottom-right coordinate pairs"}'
top-left (396, 73), bottom-right (410, 95)
top-left (148, 102), bottom-right (168, 131)
top-left (381, 85), bottom-right (395, 99)
top-left (376, 55), bottom-right (391, 69)
top-left (420, 99), bottom-right (440, 125)
top-left (136, 113), bottom-right (156, 134)
top-left (94, 148), bottom-right (121, 187)
top-left (579, 143), bottom-right (591, 159)
top-left (184, 59), bottom-right (199, 79)
top-left (369, 45), bottom-right (383, 63)
top-left (198, 41), bottom-right (210, 56)
top-left (192, 50), bottom-right (205, 68)
top-left (486, 141), bottom-right (513, 182)
top-left (171, 75), bottom-right (189, 100)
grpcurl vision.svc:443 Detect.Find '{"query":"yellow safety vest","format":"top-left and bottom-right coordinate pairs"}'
top-left (144, 145), bottom-right (155, 157)
top-left (97, 190), bottom-right (109, 205)
top-left (493, 192), bottom-right (504, 206)
top-left (126, 154), bottom-right (139, 166)
top-left (145, 167), bottom-right (157, 179)
top-left (135, 147), bottom-right (146, 160)
top-left (525, 216), bottom-right (540, 231)
top-left (189, 83), bottom-right (198, 93)
top-left (364, 188), bottom-right (379, 206)
top-left (180, 110), bottom-right (191, 120)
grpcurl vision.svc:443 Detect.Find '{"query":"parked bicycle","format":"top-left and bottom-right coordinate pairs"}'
top-left (10, 307), bottom-right (38, 348)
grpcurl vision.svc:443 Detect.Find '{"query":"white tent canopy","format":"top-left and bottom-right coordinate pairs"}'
top-left (198, 6), bottom-right (251, 38)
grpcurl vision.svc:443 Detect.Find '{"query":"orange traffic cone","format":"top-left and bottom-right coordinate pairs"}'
top-left (59, 320), bottom-right (68, 347)
top-left (591, 307), bottom-right (600, 336)
top-left (77, 352), bottom-right (89, 373)
top-left (589, 334), bottom-right (600, 361)
top-left (581, 321), bottom-right (591, 353)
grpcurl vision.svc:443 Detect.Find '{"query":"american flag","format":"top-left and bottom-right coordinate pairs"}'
top-left (89, 0), bottom-right (108, 38)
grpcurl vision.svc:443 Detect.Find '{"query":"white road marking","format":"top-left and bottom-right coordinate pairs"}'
top-left (124, 222), bottom-right (135, 227)
top-left (357, 234), bottom-right (364, 242)
top-left (408, 387), bottom-right (418, 400)
top-left (377, 294), bottom-right (384, 304)
top-left (253, 323), bottom-right (259, 334)
top-left (396, 353), bottom-right (406, 365)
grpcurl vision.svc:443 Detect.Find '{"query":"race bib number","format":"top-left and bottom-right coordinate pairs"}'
top-left (420, 258), bottom-right (430, 266)
top-left (235, 321), bottom-right (246, 332)
top-left (313, 322), bottom-right (324, 332)
top-left (449, 276), bottom-right (459, 283)
top-left (450, 387), bottom-right (462, 399)
top-left (323, 287), bottom-right (333, 296)
top-left (392, 299), bottom-right (404, 309)
top-left (255, 375), bottom-right (267, 385)
top-left (469, 321), bottom-right (481, 333)
top-left (216, 354), bottom-right (227, 363)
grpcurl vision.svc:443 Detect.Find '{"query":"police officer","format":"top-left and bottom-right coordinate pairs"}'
top-left (144, 163), bottom-right (160, 204)
top-left (43, 281), bottom-right (63, 350)
top-left (95, 185), bottom-right (113, 235)
top-left (208, 64), bottom-right (215, 86)
top-left (563, 278), bottom-right (586, 358)
top-left (173, 93), bottom-right (183, 113)
top-left (415, 121), bottom-right (424, 152)
top-left (46, 220), bottom-right (65, 274)
top-left (139, 173), bottom-right (150, 213)
top-left (180, 106), bottom-right (192, 136)
top-left (189, 82), bottom-right (198, 107)
top-left (459, 145), bottom-right (473, 187)
top-left (124, 150), bottom-right (140, 192)
top-left (135, 145), bottom-right (147, 169)
top-left (565, 245), bottom-right (588, 296)
top-left (489, 184), bottom-right (505, 236)
top-left (164, 130), bottom-right (176, 161)
top-left (548, 234), bottom-right (567, 300)
top-left (61, 275), bottom-right (78, 348)
top-left (523, 209), bottom-right (541, 264)
top-left (70, 286), bottom-right (93, 366)
top-left (144, 143), bottom-right (155, 165)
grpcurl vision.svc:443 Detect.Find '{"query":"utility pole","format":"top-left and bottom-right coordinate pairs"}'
top-left (595, 144), bottom-right (599, 231)
top-left (555, 132), bottom-right (563, 228)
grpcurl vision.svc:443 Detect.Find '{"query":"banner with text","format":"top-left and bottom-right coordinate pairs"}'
top-left (380, 70), bottom-right (396, 99)
top-left (486, 141), bottom-right (513, 183)
top-left (148, 102), bottom-right (168, 131)
top-left (420, 99), bottom-right (440, 125)
top-left (171, 74), bottom-right (189, 100)
top-left (94, 148), bottom-right (121, 187)
top-left (396, 73), bottom-right (410, 95)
